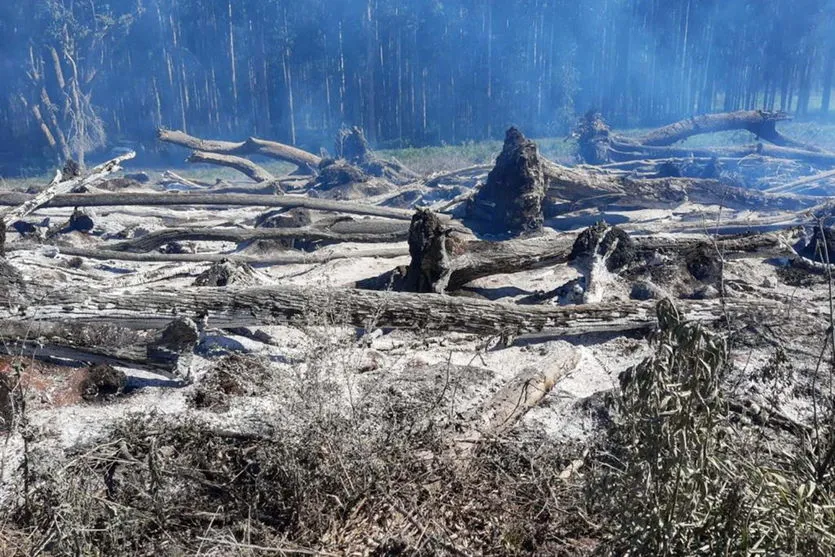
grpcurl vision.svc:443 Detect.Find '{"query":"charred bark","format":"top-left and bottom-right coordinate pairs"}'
top-left (403, 209), bottom-right (454, 293)
top-left (632, 110), bottom-right (795, 147)
top-left (0, 319), bottom-right (195, 377)
top-left (332, 126), bottom-right (419, 185)
top-left (5, 243), bottom-right (409, 265)
top-left (466, 127), bottom-right (547, 235)
top-left (362, 226), bottom-right (796, 293)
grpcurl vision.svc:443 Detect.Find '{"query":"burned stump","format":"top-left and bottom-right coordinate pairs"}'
top-left (193, 259), bottom-right (256, 287)
top-left (570, 222), bottom-right (635, 272)
top-left (403, 209), bottom-right (453, 294)
top-left (146, 318), bottom-right (200, 378)
top-left (573, 111), bottom-right (612, 165)
top-left (467, 127), bottom-right (547, 236)
top-left (685, 244), bottom-right (723, 283)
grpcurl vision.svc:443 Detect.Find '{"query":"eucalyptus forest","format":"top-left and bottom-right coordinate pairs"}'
top-left (2, 0), bottom-right (835, 172)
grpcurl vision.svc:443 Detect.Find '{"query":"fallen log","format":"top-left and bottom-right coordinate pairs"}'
top-left (187, 150), bottom-right (275, 183)
top-left (465, 128), bottom-right (813, 233)
top-left (543, 158), bottom-right (816, 212)
top-left (6, 284), bottom-right (785, 338)
top-left (0, 318), bottom-right (196, 377)
top-left (1, 152), bottom-right (135, 254)
top-left (766, 168), bottom-right (835, 194)
top-left (105, 225), bottom-right (408, 253)
top-left (608, 142), bottom-right (835, 167)
top-left (447, 229), bottom-right (796, 291)
top-left (575, 111), bottom-right (835, 166)
top-left (470, 345), bottom-right (580, 436)
top-left (630, 110), bottom-right (798, 148)
top-left (5, 243), bottom-right (410, 265)
top-left (0, 192), bottom-right (418, 221)
top-left (367, 219), bottom-right (799, 293)
top-left (450, 342), bottom-right (581, 462)
top-left (158, 128), bottom-right (321, 173)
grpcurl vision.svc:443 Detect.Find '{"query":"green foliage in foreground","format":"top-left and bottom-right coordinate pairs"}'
top-left (592, 300), bottom-right (835, 556)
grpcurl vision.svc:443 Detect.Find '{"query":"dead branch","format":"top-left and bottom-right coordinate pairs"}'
top-left (766, 168), bottom-right (835, 194)
top-left (2, 152), bottom-right (135, 225)
top-left (158, 128), bottom-right (321, 172)
top-left (187, 150), bottom-right (275, 183)
top-left (160, 170), bottom-right (212, 190)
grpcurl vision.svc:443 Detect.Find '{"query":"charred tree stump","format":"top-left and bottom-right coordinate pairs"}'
top-left (466, 127), bottom-right (548, 236)
top-left (403, 209), bottom-right (454, 294)
top-left (146, 317), bottom-right (200, 378)
top-left (193, 259), bottom-right (258, 287)
top-left (573, 111), bottom-right (614, 164)
top-left (336, 125), bottom-right (374, 166)
top-left (309, 126), bottom-right (418, 198)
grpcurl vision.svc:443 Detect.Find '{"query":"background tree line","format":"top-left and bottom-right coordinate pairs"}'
top-left (1, 0), bottom-right (835, 174)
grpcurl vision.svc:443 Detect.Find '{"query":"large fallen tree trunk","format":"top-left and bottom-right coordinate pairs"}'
top-left (0, 192), bottom-right (418, 221)
top-left (607, 142), bottom-right (835, 167)
top-left (543, 158), bottom-right (816, 212)
top-left (465, 128), bottom-right (816, 234)
top-left (5, 244), bottom-right (410, 265)
top-left (5, 284), bottom-right (784, 337)
top-left (629, 110), bottom-right (807, 149)
top-left (106, 225), bottom-right (408, 253)
top-left (158, 128), bottom-right (321, 173)
top-left (365, 219), bottom-right (799, 293)
top-left (766, 168), bottom-right (835, 194)
top-left (0, 318), bottom-right (197, 376)
top-left (574, 110), bottom-right (835, 166)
